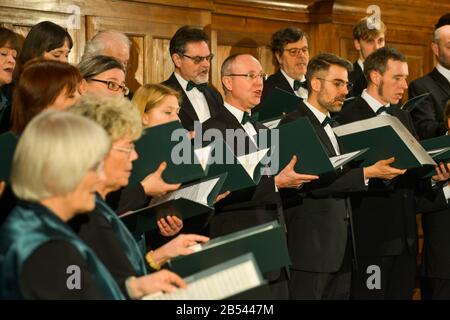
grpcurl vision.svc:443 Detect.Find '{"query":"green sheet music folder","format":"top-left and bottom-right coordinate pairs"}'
top-left (168, 220), bottom-right (290, 277)
top-left (120, 174), bottom-right (226, 234)
top-left (129, 120), bottom-right (207, 185)
top-left (0, 132), bottom-right (18, 182)
top-left (256, 87), bottom-right (302, 122)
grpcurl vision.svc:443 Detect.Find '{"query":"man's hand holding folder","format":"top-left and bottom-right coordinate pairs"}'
top-left (274, 155), bottom-right (319, 189)
top-left (363, 156), bottom-right (407, 181)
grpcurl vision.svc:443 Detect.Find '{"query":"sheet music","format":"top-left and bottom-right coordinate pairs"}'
top-left (188, 222), bottom-right (276, 253)
top-left (333, 115), bottom-right (435, 166)
top-left (329, 150), bottom-right (364, 168)
top-left (194, 145), bottom-right (212, 171)
top-left (236, 148), bottom-right (269, 178)
top-left (142, 259), bottom-right (262, 300)
top-left (262, 118), bottom-right (282, 129)
top-left (150, 177), bottom-right (220, 207)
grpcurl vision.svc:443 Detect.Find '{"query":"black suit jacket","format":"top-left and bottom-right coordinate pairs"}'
top-left (409, 68), bottom-right (450, 139)
top-left (201, 106), bottom-right (282, 237)
top-left (253, 69), bottom-right (296, 115)
top-left (279, 102), bottom-right (367, 273)
top-left (335, 97), bottom-right (430, 258)
top-left (0, 83), bottom-right (14, 134)
top-left (162, 73), bottom-right (223, 131)
top-left (348, 61), bottom-right (367, 98)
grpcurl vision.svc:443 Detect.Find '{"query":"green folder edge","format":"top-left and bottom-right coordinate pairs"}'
top-left (120, 173), bottom-right (227, 234)
top-left (257, 87), bottom-right (302, 122)
top-left (168, 220), bottom-right (290, 277)
top-left (129, 120), bottom-right (207, 185)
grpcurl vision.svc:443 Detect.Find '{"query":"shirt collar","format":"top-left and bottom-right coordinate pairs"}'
top-left (436, 63), bottom-right (450, 84)
top-left (224, 102), bottom-right (249, 123)
top-left (280, 69), bottom-right (306, 90)
top-left (361, 89), bottom-right (390, 113)
top-left (303, 100), bottom-right (330, 124)
top-left (174, 72), bottom-right (190, 92)
top-left (357, 59), bottom-right (364, 71)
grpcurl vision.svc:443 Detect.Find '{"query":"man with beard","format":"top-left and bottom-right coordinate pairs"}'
top-left (335, 46), bottom-right (449, 299)
top-left (348, 17), bottom-right (386, 98)
top-left (279, 53), bottom-right (405, 299)
top-left (258, 27), bottom-right (310, 105)
top-left (409, 14), bottom-right (450, 139)
top-left (162, 26), bottom-right (223, 131)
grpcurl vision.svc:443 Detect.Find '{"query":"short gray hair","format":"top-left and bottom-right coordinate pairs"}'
top-left (81, 30), bottom-right (131, 61)
top-left (78, 55), bottom-right (125, 80)
top-left (11, 110), bottom-right (111, 201)
top-left (68, 94), bottom-right (143, 142)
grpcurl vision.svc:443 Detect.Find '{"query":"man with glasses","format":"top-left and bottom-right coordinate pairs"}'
top-left (256, 27), bottom-right (310, 116)
top-left (348, 17), bottom-right (386, 98)
top-left (202, 53), bottom-right (320, 299)
top-left (279, 52), bottom-right (405, 299)
top-left (162, 26), bottom-right (223, 131)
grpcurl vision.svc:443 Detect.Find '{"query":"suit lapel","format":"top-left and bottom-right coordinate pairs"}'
top-left (298, 102), bottom-right (337, 156)
top-left (274, 70), bottom-right (296, 95)
top-left (430, 68), bottom-right (450, 98)
top-left (166, 73), bottom-right (199, 123)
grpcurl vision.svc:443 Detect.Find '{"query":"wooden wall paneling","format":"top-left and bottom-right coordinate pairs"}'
top-left (85, 14), bottom-right (211, 89)
top-left (0, 5), bottom-right (85, 64)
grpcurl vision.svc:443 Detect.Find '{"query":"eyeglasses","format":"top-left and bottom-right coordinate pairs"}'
top-left (316, 78), bottom-right (353, 90)
top-left (283, 47), bottom-right (309, 57)
top-left (112, 144), bottom-right (135, 159)
top-left (90, 79), bottom-right (130, 95)
top-left (182, 53), bottom-right (215, 64)
top-left (225, 73), bottom-right (268, 81)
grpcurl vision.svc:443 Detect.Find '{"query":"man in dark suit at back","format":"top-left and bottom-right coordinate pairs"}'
top-left (409, 13), bottom-right (450, 139)
top-left (279, 53), bottom-right (405, 300)
top-left (336, 46), bottom-right (449, 299)
top-left (162, 26), bottom-right (223, 131)
top-left (348, 17), bottom-right (386, 98)
top-left (254, 27), bottom-right (309, 115)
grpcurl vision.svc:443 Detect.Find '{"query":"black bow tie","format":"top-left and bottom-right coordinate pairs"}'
top-left (321, 116), bottom-right (338, 127)
top-left (293, 80), bottom-right (308, 91)
top-left (186, 81), bottom-right (207, 92)
top-left (241, 112), bottom-right (257, 125)
top-left (376, 105), bottom-right (393, 115)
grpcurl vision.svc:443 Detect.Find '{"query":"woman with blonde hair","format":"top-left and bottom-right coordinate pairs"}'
top-left (132, 83), bottom-right (181, 128)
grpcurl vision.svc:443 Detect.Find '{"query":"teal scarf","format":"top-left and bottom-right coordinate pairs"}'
top-left (95, 196), bottom-right (147, 276)
top-left (0, 201), bottom-right (125, 299)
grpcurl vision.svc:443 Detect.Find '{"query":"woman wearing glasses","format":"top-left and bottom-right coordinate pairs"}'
top-left (0, 111), bottom-right (187, 299)
top-left (68, 96), bottom-right (207, 298)
top-left (78, 55), bottom-right (129, 97)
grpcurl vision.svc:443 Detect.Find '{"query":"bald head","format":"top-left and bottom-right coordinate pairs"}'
top-left (432, 25), bottom-right (450, 69)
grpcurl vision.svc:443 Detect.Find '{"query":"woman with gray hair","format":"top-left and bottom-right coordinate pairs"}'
top-left (69, 95), bottom-right (207, 298)
top-left (0, 110), bottom-right (186, 299)
top-left (78, 55), bottom-right (129, 97)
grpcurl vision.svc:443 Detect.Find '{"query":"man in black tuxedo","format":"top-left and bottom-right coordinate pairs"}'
top-left (279, 53), bottom-right (405, 300)
top-left (255, 27), bottom-right (309, 115)
top-left (336, 46), bottom-right (449, 299)
top-left (162, 26), bottom-right (223, 131)
top-left (202, 53), bottom-right (320, 299)
top-left (348, 17), bottom-right (386, 98)
top-left (409, 15), bottom-right (450, 139)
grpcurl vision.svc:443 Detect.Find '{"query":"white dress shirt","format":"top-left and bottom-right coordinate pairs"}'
top-left (361, 89), bottom-right (391, 115)
top-left (174, 72), bottom-right (211, 123)
top-left (357, 58), bottom-right (364, 72)
top-left (280, 69), bottom-right (308, 99)
top-left (303, 101), bottom-right (340, 155)
top-left (223, 102), bottom-right (258, 146)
